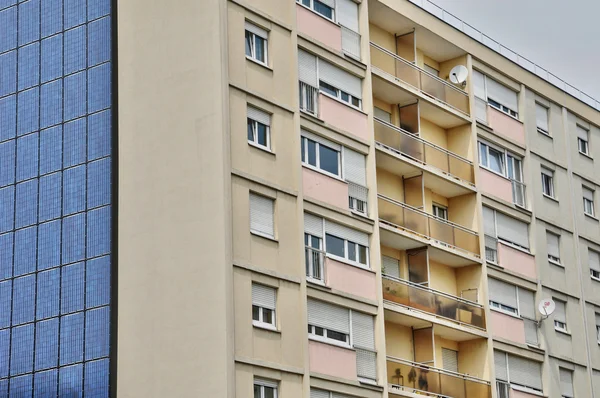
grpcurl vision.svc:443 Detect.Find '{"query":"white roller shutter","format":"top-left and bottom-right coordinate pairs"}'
top-left (535, 103), bottom-right (549, 131)
top-left (546, 232), bottom-right (560, 259)
top-left (589, 249), bottom-right (600, 272)
top-left (518, 288), bottom-right (535, 319)
top-left (583, 187), bottom-right (594, 201)
top-left (508, 355), bottom-right (542, 391)
top-left (374, 107), bottom-right (391, 123)
top-left (596, 313), bottom-right (600, 329)
top-left (494, 351), bottom-right (508, 381)
top-left (356, 348), bottom-right (377, 380)
top-left (304, 213), bottom-right (323, 237)
top-left (325, 220), bottom-right (368, 246)
top-left (252, 283), bottom-right (276, 309)
top-left (496, 212), bottom-right (529, 249)
top-left (473, 69), bottom-right (486, 100)
top-left (301, 129), bottom-right (341, 151)
top-left (298, 50), bottom-right (318, 87)
top-left (351, 311), bottom-right (374, 349)
top-left (337, 0), bottom-right (358, 32)
top-left (483, 206), bottom-right (496, 237)
top-left (245, 21), bottom-right (268, 38)
top-left (310, 389), bottom-right (329, 398)
top-left (554, 299), bottom-right (566, 324)
top-left (307, 298), bottom-right (350, 334)
top-left (319, 0), bottom-right (335, 7)
top-left (577, 125), bottom-right (589, 140)
top-left (250, 193), bottom-right (274, 237)
top-left (247, 106), bottom-right (270, 126)
top-left (343, 148), bottom-right (366, 186)
top-left (442, 348), bottom-right (458, 373)
top-left (486, 78), bottom-right (518, 112)
top-left (319, 60), bottom-right (362, 99)
top-left (488, 278), bottom-right (517, 309)
top-left (348, 183), bottom-right (368, 202)
top-left (560, 368), bottom-right (574, 397)
top-left (382, 256), bottom-right (400, 278)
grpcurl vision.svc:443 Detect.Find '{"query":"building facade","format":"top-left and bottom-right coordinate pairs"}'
top-left (2, 0), bottom-right (600, 397)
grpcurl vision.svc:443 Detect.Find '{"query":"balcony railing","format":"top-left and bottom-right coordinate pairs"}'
top-left (387, 357), bottom-right (491, 398)
top-left (305, 246), bottom-right (326, 282)
top-left (299, 81), bottom-right (319, 116)
top-left (374, 118), bottom-right (475, 185)
top-left (511, 179), bottom-right (526, 208)
top-left (370, 42), bottom-right (470, 116)
top-left (348, 182), bottom-right (368, 216)
top-left (341, 25), bottom-right (361, 59)
top-left (382, 275), bottom-right (486, 329)
top-left (378, 194), bottom-right (480, 258)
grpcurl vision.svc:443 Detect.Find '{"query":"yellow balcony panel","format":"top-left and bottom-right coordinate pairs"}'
top-left (386, 357), bottom-right (492, 398)
top-left (378, 196), bottom-right (480, 265)
top-left (382, 276), bottom-right (486, 331)
top-left (374, 119), bottom-right (475, 194)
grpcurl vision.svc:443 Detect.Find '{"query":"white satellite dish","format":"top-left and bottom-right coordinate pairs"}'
top-left (449, 65), bottom-right (468, 85)
top-left (538, 298), bottom-right (556, 317)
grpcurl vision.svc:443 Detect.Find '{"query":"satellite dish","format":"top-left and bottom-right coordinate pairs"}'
top-left (538, 298), bottom-right (556, 317)
top-left (449, 65), bottom-right (468, 85)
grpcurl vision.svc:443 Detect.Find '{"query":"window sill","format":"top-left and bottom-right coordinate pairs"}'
top-left (497, 239), bottom-right (532, 255)
top-left (248, 141), bottom-right (275, 155)
top-left (585, 212), bottom-right (599, 222)
top-left (510, 384), bottom-right (545, 397)
top-left (325, 253), bottom-right (373, 273)
top-left (490, 307), bottom-right (520, 319)
top-left (307, 277), bottom-right (327, 288)
top-left (548, 258), bottom-right (564, 268)
top-left (301, 163), bottom-right (345, 183)
top-left (542, 193), bottom-right (559, 203)
top-left (579, 150), bottom-right (593, 160)
top-left (537, 128), bottom-right (551, 138)
top-left (319, 91), bottom-right (367, 115)
top-left (555, 327), bottom-right (571, 337)
top-left (253, 321), bottom-right (280, 333)
top-left (591, 275), bottom-right (600, 282)
top-left (250, 231), bottom-right (279, 243)
top-left (245, 56), bottom-right (273, 72)
top-left (308, 335), bottom-right (353, 351)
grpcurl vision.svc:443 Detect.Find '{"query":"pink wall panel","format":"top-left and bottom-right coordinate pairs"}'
top-left (488, 107), bottom-right (525, 145)
top-left (498, 243), bottom-right (537, 279)
top-left (326, 258), bottom-right (377, 300)
top-left (302, 167), bottom-right (349, 210)
top-left (308, 340), bottom-right (357, 380)
top-left (511, 388), bottom-right (541, 398)
top-left (479, 168), bottom-right (513, 203)
top-left (296, 5), bottom-right (342, 52)
top-left (320, 94), bottom-right (370, 141)
top-left (490, 311), bottom-right (526, 345)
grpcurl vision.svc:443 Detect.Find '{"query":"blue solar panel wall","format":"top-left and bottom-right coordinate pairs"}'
top-left (0, 0), bottom-right (113, 396)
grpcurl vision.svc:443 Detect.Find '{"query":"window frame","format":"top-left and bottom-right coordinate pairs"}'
top-left (432, 203), bottom-right (448, 220)
top-left (245, 25), bottom-right (268, 66)
top-left (553, 299), bottom-right (568, 333)
top-left (488, 98), bottom-right (518, 118)
top-left (247, 117), bottom-right (271, 150)
top-left (319, 80), bottom-right (362, 110)
top-left (305, 233), bottom-right (324, 282)
top-left (541, 168), bottom-right (555, 198)
top-left (325, 232), bottom-right (369, 268)
top-left (249, 192), bottom-right (275, 239)
top-left (308, 324), bottom-right (350, 347)
top-left (296, 0), bottom-right (335, 22)
top-left (546, 231), bottom-right (561, 265)
top-left (583, 186), bottom-right (595, 217)
top-left (478, 141), bottom-right (523, 182)
top-left (489, 300), bottom-right (518, 316)
top-left (301, 136), bottom-right (342, 178)
top-left (577, 125), bottom-right (590, 156)
top-left (254, 378), bottom-right (278, 398)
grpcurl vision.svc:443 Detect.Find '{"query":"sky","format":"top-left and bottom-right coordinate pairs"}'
top-left (427, 0), bottom-right (600, 100)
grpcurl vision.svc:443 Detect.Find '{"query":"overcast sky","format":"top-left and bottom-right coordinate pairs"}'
top-left (427, 0), bottom-right (600, 100)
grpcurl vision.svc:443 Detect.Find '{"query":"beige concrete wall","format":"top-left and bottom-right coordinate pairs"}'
top-left (456, 265), bottom-right (482, 303)
top-left (385, 321), bottom-right (414, 360)
top-left (447, 124), bottom-right (473, 161)
top-left (458, 339), bottom-right (489, 380)
top-left (377, 168), bottom-right (405, 202)
top-left (420, 118), bottom-right (447, 148)
top-left (448, 193), bottom-right (478, 231)
top-left (429, 260), bottom-right (457, 296)
top-left (433, 335), bottom-right (458, 370)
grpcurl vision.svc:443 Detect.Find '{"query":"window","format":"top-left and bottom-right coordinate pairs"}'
top-left (254, 378), bottom-right (278, 398)
top-left (308, 324), bottom-right (349, 344)
top-left (483, 206), bottom-right (530, 251)
top-left (442, 348), bottom-right (458, 373)
top-left (432, 203), bottom-right (448, 220)
top-left (546, 231), bottom-right (561, 265)
top-left (245, 22), bottom-right (268, 65)
top-left (325, 233), bottom-right (368, 265)
top-left (424, 64), bottom-right (439, 77)
top-left (495, 351), bottom-right (543, 393)
top-left (249, 193), bottom-right (275, 239)
top-left (374, 107), bottom-right (392, 123)
top-left (589, 249), bottom-right (600, 280)
top-left (473, 70), bottom-right (519, 118)
top-left (583, 186), bottom-right (595, 217)
top-left (541, 168), bottom-right (555, 198)
top-left (305, 233), bottom-right (323, 281)
top-left (596, 313), bottom-right (600, 343)
top-left (297, 0), bottom-right (334, 21)
top-left (252, 283), bottom-right (276, 329)
top-left (536, 103), bottom-right (549, 134)
top-left (319, 81), bottom-right (361, 108)
top-left (554, 299), bottom-right (567, 332)
top-left (577, 125), bottom-right (590, 156)
top-left (301, 134), bottom-right (341, 177)
top-left (488, 278), bottom-right (518, 315)
top-left (247, 106), bottom-right (271, 149)
top-left (479, 142), bottom-right (505, 175)
top-left (559, 368), bottom-right (574, 398)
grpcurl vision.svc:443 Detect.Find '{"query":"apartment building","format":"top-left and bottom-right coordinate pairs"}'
top-left (1, 0), bottom-right (600, 397)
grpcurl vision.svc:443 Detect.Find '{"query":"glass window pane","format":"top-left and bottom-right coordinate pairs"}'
top-left (256, 123), bottom-right (268, 147)
top-left (252, 305), bottom-right (260, 321)
top-left (245, 31), bottom-right (252, 57)
top-left (358, 245), bottom-right (368, 265)
top-left (255, 36), bottom-right (266, 62)
top-left (347, 242), bottom-right (356, 261)
top-left (253, 385), bottom-right (261, 398)
top-left (264, 386), bottom-right (275, 398)
top-left (340, 92), bottom-right (349, 102)
top-left (319, 81), bottom-right (337, 97)
top-left (327, 329), bottom-right (347, 342)
top-left (478, 143), bottom-right (488, 167)
top-left (307, 140), bottom-right (317, 166)
top-left (262, 308), bottom-right (273, 324)
top-left (310, 236), bottom-right (321, 249)
top-left (489, 148), bottom-right (504, 174)
top-left (247, 119), bottom-right (254, 141)
top-left (313, 0), bottom-right (333, 19)
top-left (326, 234), bottom-right (345, 257)
top-left (319, 145), bottom-right (339, 175)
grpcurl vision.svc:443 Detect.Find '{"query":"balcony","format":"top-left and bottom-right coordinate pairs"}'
top-left (387, 357), bottom-right (491, 398)
top-left (370, 42), bottom-right (470, 128)
top-left (382, 275), bottom-right (485, 330)
top-left (378, 195), bottom-right (480, 260)
top-left (375, 118), bottom-right (474, 189)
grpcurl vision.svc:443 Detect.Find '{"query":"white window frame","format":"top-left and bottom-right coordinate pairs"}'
top-left (319, 80), bottom-right (362, 110)
top-left (583, 186), bottom-right (595, 217)
top-left (535, 102), bottom-right (550, 135)
top-left (305, 233), bottom-right (324, 283)
top-left (245, 23), bottom-right (268, 65)
top-left (478, 141), bottom-right (523, 182)
top-left (432, 203), bottom-right (448, 220)
top-left (247, 116), bottom-right (271, 150)
top-left (254, 378), bottom-right (278, 398)
top-left (489, 300), bottom-right (518, 316)
top-left (301, 136), bottom-right (342, 178)
top-left (325, 232), bottom-right (369, 268)
top-left (592, 268), bottom-right (600, 281)
top-left (546, 231), bottom-right (561, 265)
top-left (296, 0), bottom-right (335, 21)
top-left (488, 98), bottom-right (518, 118)
top-left (249, 193), bottom-right (275, 239)
top-left (541, 168), bottom-right (555, 198)
top-left (553, 299), bottom-right (568, 333)
top-left (577, 125), bottom-right (590, 156)
top-left (308, 324), bottom-right (350, 348)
